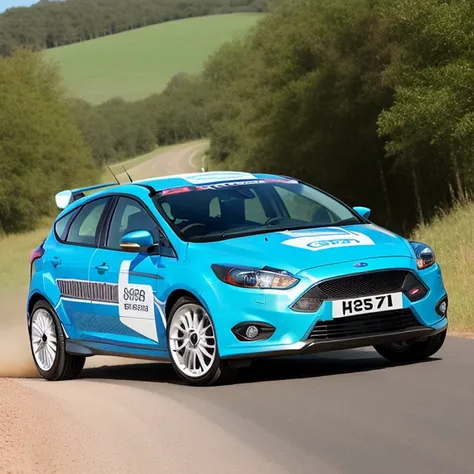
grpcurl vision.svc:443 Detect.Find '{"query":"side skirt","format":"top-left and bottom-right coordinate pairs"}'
top-left (66, 339), bottom-right (170, 362)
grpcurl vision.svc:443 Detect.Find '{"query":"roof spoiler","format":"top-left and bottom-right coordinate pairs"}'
top-left (55, 182), bottom-right (117, 210)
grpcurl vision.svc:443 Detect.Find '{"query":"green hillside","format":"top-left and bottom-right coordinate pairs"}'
top-left (43, 13), bottom-right (262, 104)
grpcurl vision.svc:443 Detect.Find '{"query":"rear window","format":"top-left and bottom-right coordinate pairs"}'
top-left (54, 209), bottom-right (79, 242)
top-left (66, 198), bottom-right (108, 246)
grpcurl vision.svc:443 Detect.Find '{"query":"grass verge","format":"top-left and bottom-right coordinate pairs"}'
top-left (411, 202), bottom-right (474, 333)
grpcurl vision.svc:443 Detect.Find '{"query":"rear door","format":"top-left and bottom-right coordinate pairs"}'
top-left (89, 196), bottom-right (168, 350)
top-left (51, 197), bottom-right (110, 339)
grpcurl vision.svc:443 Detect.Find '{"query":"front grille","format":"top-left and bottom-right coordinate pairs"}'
top-left (317, 270), bottom-right (410, 299)
top-left (308, 309), bottom-right (422, 340)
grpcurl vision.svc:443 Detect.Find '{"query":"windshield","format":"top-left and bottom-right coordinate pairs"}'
top-left (154, 179), bottom-right (362, 242)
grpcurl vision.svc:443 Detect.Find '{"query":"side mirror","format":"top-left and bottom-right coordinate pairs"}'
top-left (353, 206), bottom-right (371, 219)
top-left (120, 230), bottom-right (155, 253)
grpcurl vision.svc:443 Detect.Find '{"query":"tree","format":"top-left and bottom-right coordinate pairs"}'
top-left (0, 50), bottom-right (98, 233)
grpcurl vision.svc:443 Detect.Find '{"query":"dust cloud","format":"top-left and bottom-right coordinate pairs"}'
top-left (0, 292), bottom-right (38, 378)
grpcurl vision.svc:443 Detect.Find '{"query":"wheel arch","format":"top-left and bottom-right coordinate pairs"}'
top-left (165, 289), bottom-right (210, 321)
top-left (27, 292), bottom-right (48, 321)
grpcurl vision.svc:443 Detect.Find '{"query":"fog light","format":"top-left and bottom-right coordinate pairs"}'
top-left (436, 297), bottom-right (448, 317)
top-left (245, 325), bottom-right (259, 339)
top-left (231, 322), bottom-right (275, 342)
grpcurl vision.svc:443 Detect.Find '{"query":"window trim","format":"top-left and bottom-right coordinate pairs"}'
top-left (54, 196), bottom-right (113, 248)
top-left (100, 193), bottom-right (177, 259)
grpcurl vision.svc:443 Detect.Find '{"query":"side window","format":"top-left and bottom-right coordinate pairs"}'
top-left (54, 208), bottom-right (79, 242)
top-left (209, 197), bottom-right (221, 218)
top-left (107, 197), bottom-right (160, 250)
top-left (66, 198), bottom-right (108, 246)
top-left (275, 186), bottom-right (334, 224)
top-left (244, 189), bottom-right (267, 224)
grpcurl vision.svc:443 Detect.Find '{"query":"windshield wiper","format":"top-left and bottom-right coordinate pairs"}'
top-left (328, 217), bottom-right (361, 226)
top-left (189, 220), bottom-right (362, 242)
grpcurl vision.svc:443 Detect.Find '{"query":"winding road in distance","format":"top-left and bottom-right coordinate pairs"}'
top-left (1, 141), bottom-right (473, 474)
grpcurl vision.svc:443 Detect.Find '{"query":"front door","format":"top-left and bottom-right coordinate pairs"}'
top-left (89, 197), bottom-right (167, 349)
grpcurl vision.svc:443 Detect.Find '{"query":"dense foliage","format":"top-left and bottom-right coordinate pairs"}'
top-left (0, 0), bottom-right (267, 55)
top-left (200, 0), bottom-right (474, 232)
top-left (0, 50), bottom-right (98, 233)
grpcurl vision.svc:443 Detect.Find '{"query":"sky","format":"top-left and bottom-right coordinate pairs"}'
top-left (0, 0), bottom-right (37, 13)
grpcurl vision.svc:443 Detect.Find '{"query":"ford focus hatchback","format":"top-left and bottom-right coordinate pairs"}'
top-left (27, 172), bottom-right (448, 385)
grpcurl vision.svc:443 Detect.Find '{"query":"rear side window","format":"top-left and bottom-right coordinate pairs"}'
top-left (54, 209), bottom-right (79, 242)
top-left (66, 198), bottom-right (108, 246)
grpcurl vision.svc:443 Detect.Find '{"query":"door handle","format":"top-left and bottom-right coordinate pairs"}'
top-left (95, 262), bottom-right (109, 274)
top-left (50, 256), bottom-right (62, 268)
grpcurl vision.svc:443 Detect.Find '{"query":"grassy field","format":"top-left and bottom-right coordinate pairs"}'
top-left (43, 13), bottom-right (262, 104)
top-left (412, 202), bottom-right (474, 333)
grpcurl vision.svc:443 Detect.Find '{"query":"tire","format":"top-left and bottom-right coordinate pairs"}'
top-left (374, 328), bottom-right (447, 364)
top-left (167, 296), bottom-right (235, 386)
top-left (29, 300), bottom-right (85, 381)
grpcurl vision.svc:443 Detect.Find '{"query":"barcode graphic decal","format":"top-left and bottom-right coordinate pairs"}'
top-left (58, 279), bottom-right (119, 304)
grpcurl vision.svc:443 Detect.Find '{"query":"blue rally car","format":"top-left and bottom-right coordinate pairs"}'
top-left (27, 171), bottom-right (448, 385)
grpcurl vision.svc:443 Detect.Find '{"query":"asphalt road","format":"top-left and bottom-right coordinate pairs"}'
top-left (6, 337), bottom-right (474, 474)
top-left (2, 142), bottom-right (474, 473)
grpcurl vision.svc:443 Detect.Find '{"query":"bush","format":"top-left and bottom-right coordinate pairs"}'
top-left (0, 50), bottom-right (99, 234)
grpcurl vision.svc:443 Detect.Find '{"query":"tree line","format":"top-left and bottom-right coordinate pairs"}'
top-left (0, 0), bottom-right (267, 55)
top-left (0, 50), bottom-right (98, 233)
top-left (2, 0), bottom-right (473, 235)
top-left (198, 0), bottom-right (474, 233)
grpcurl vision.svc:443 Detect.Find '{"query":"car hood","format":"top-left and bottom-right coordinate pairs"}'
top-left (189, 224), bottom-right (414, 274)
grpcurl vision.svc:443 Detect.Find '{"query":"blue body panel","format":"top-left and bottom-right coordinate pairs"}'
top-left (28, 172), bottom-right (448, 361)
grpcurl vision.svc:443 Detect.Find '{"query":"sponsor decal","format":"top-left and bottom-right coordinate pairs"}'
top-left (119, 261), bottom-right (157, 342)
top-left (159, 177), bottom-right (298, 195)
top-left (183, 172), bottom-right (256, 185)
top-left (281, 227), bottom-right (375, 251)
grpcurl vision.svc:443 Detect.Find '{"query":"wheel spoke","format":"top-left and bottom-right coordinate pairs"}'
top-left (200, 325), bottom-right (211, 335)
top-left (199, 345), bottom-right (214, 360)
top-left (199, 341), bottom-right (214, 349)
top-left (179, 315), bottom-right (189, 332)
top-left (196, 349), bottom-right (206, 371)
top-left (175, 339), bottom-right (188, 352)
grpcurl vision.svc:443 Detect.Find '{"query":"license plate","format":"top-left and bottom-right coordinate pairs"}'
top-left (332, 292), bottom-right (403, 318)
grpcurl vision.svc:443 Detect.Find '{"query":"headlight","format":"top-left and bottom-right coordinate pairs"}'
top-left (410, 241), bottom-right (436, 270)
top-left (211, 264), bottom-right (299, 289)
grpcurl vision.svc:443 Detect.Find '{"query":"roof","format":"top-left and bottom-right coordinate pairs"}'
top-left (135, 171), bottom-right (282, 192)
top-left (55, 171), bottom-right (289, 215)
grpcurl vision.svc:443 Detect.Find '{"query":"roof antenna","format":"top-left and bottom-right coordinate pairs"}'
top-left (107, 165), bottom-right (120, 185)
top-left (121, 165), bottom-right (133, 183)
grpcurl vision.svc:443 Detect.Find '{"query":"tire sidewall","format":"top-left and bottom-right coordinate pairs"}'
top-left (166, 296), bottom-right (223, 385)
top-left (29, 300), bottom-right (66, 380)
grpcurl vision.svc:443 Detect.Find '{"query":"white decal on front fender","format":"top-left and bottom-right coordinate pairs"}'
top-left (119, 261), bottom-right (158, 342)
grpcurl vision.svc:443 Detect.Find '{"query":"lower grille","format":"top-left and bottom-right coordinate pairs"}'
top-left (308, 309), bottom-right (422, 340)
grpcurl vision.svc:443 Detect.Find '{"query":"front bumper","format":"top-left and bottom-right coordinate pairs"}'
top-left (200, 256), bottom-right (448, 359)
